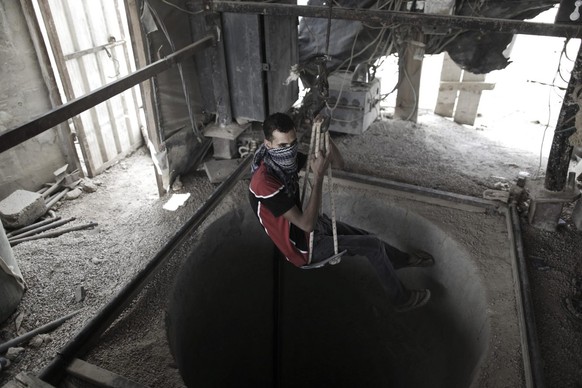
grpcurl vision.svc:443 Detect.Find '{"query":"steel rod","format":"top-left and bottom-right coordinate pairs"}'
top-left (332, 169), bottom-right (501, 211)
top-left (8, 217), bottom-right (74, 241)
top-left (0, 35), bottom-right (214, 154)
top-left (6, 216), bottom-right (61, 238)
top-left (39, 154), bottom-right (252, 385)
top-left (212, 1), bottom-right (582, 39)
top-left (9, 221), bottom-right (95, 246)
top-left (509, 204), bottom-right (546, 388)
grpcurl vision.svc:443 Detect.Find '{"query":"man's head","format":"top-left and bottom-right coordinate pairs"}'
top-left (263, 113), bottom-right (297, 149)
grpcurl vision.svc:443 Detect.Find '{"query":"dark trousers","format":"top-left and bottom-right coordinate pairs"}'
top-left (312, 214), bottom-right (410, 305)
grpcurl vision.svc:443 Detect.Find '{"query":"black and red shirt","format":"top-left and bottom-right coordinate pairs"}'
top-left (248, 153), bottom-right (309, 267)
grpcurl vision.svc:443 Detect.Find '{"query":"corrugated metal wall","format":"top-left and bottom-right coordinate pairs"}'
top-left (34, 0), bottom-right (144, 177)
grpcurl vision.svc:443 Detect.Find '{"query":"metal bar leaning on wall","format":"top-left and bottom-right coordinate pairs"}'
top-left (211, 1), bottom-right (582, 39)
top-left (0, 35), bottom-right (215, 154)
top-left (39, 154), bottom-right (253, 386)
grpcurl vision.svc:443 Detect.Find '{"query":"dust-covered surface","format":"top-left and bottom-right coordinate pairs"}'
top-left (0, 110), bottom-right (581, 387)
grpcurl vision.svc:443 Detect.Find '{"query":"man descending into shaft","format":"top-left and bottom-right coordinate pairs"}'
top-left (248, 112), bottom-right (433, 312)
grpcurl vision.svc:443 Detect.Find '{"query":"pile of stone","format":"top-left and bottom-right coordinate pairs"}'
top-left (0, 165), bottom-right (98, 246)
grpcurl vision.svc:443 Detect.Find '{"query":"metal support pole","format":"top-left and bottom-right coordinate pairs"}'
top-left (212, 1), bottom-right (582, 39)
top-left (0, 36), bottom-right (215, 154)
top-left (544, 41), bottom-right (582, 191)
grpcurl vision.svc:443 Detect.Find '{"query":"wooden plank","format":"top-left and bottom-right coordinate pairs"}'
top-left (434, 53), bottom-right (462, 117)
top-left (394, 32), bottom-right (425, 123)
top-left (82, 2), bottom-right (124, 157)
top-left (454, 71), bottom-right (487, 125)
top-left (63, 2), bottom-right (113, 166)
top-left (1, 372), bottom-right (57, 388)
top-left (124, 0), bottom-right (166, 196)
top-left (113, 0), bottom-right (144, 147)
top-left (439, 81), bottom-right (495, 92)
top-left (204, 122), bottom-right (250, 140)
top-left (66, 358), bottom-right (147, 388)
top-left (19, 0), bottom-right (84, 177)
top-left (35, 0), bottom-right (96, 176)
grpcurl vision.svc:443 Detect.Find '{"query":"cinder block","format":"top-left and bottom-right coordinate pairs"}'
top-left (0, 190), bottom-right (47, 229)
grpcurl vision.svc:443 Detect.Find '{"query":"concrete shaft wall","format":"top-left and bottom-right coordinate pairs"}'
top-left (166, 187), bottom-right (524, 388)
top-left (0, 2), bottom-right (67, 200)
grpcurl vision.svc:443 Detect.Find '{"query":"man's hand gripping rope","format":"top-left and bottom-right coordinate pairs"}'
top-left (301, 115), bottom-right (347, 269)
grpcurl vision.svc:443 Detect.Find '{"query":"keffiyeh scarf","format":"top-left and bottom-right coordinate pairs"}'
top-left (251, 143), bottom-right (299, 196)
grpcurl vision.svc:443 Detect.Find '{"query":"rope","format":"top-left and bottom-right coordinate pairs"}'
top-left (305, 117), bottom-right (339, 264)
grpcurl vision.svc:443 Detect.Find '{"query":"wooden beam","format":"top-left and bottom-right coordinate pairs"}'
top-left (435, 53), bottom-right (462, 117)
top-left (438, 81), bottom-right (495, 92)
top-left (66, 358), bottom-right (147, 388)
top-left (0, 35), bottom-right (214, 154)
top-left (395, 32), bottom-right (425, 123)
top-left (212, 1), bottom-right (582, 39)
top-left (18, 0), bottom-right (84, 176)
top-left (3, 372), bottom-right (57, 388)
top-left (454, 71), bottom-right (487, 125)
top-left (124, 0), bottom-right (166, 196)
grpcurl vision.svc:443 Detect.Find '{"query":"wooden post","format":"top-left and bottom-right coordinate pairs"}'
top-left (434, 53), bottom-right (462, 117)
top-left (454, 71), bottom-right (487, 125)
top-left (435, 54), bottom-right (495, 125)
top-left (125, 0), bottom-right (167, 196)
top-left (394, 31), bottom-right (425, 123)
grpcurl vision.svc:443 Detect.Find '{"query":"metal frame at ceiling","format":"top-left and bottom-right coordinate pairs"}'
top-left (211, 0), bottom-right (582, 192)
top-left (211, 1), bottom-right (582, 39)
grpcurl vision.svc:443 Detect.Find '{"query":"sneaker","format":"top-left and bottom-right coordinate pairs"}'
top-left (395, 289), bottom-right (431, 313)
top-left (406, 250), bottom-right (435, 267)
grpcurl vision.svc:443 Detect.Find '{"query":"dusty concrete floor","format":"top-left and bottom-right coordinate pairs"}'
top-left (0, 111), bottom-right (581, 387)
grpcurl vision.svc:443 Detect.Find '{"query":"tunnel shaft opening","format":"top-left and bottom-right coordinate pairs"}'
top-left (166, 185), bottom-right (524, 388)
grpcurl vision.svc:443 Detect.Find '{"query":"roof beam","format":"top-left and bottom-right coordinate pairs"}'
top-left (212, 1), bottom-right (582, 39)
top-left (0, 35), bottom-right (214, 154)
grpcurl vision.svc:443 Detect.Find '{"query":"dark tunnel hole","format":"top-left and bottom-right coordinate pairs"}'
top-left (166, 195), bottom-right (491, 388)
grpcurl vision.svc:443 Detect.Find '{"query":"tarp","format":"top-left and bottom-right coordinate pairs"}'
top-left (0, 222), bottom-right (25, 324)
top-left (298, 0), bottom-right (556, 75)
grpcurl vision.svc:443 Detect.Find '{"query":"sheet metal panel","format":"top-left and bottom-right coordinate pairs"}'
top-left (222, 13), bottom-right (266, 122)
top-left (264, 10), bottom-right (299, 115)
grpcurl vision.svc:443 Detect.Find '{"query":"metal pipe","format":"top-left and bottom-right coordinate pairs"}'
top-left (6, 216), bottom-right (61, 238)
top-left (332, 169), bottom-right (502, 211)
top-left (0, 309), bottom-right (83, 354)
top-left (39, 154), bottom-right (252, 385)
top-left (46, 189), bottom-right (70, 209)
top-left (544, 41), bottom-right (582, 191)
top-left (509, 203), bottom-right (546, 388)
top-left (212, 1), bottom-right (582, 39)
top-left (0, 35), bottom-right (215, 154)
top-left (9, 221), bottom-right (95, 247)
top-left (8, 217), bottom-right (74, 241)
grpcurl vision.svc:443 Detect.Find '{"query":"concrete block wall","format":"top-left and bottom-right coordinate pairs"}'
top-left (0, 2), bottom-right (68, 200)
